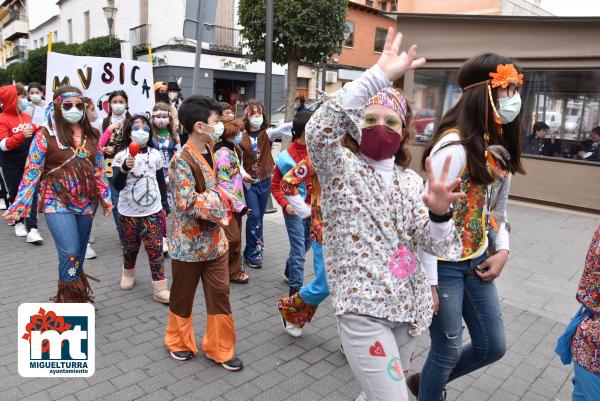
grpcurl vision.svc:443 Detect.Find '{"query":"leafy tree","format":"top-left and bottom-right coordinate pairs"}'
top-left (77, 36), bottom-right (122, 58)
top-left (26, 42), bottom-right (80, 84)
top-left (5, 60), bottom-right (29, 84)
top-left (0, 68), bottom-right (11, 85)
top-left (238, 0), bottom-right (348, 145)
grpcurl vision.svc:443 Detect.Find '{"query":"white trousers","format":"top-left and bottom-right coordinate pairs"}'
top-left (337, 313), bottom-right (416, 401)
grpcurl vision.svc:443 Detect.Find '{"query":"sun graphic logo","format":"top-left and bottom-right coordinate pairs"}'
top-left (18, 303), bottom-right (95, 377)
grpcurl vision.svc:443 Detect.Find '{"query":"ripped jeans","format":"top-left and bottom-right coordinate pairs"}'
top-left (419, 252), bottom-right (506, 401)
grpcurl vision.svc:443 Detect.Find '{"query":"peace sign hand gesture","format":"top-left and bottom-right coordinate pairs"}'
top-left (422, 155), bottom-right (465, 216)
top-left (376, 27), bottom-right (426, 82)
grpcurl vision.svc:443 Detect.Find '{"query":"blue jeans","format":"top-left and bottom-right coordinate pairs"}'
top-left (573, 363), bottom-right (600, 401)
top-left (45, 213), bottom-right (94, 282)
top-left (419, 252), bottom-right (506, 401)
top-left (283, 215), bottom-right (311, 294)
top-left (109, 178), bottom-right (123, 244)
top-left (243, 177), bottom-right (271, 265)
top-left (300, 242), bottom-right (330, 306)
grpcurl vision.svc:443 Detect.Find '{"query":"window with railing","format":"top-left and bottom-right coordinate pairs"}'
top-left (366, 0), bottom-right (374, 7)
top-left (4, 8), bottom-right (27, 25)
top-left (209, 26), bottom-right (242, 54)
top-left (130, 24), bottom-right (150, 52)
top-left (391, 1), bottom-right (398, 11)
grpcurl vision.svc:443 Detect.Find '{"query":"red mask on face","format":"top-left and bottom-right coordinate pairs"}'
top-left (359, 125), bottom-right (402, 161)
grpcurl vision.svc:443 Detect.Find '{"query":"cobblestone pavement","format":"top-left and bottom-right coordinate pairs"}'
top-left (0, 200), bottom-right (598, 401)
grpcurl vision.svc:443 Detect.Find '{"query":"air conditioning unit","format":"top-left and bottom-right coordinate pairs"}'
top-left (326, 71), bottom-right (338, 83)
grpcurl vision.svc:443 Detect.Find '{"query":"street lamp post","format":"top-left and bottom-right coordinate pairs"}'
top-left (103, 6), bottom-right (118, 45)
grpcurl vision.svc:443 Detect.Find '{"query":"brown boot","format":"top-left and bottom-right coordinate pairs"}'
top-left (407, 372), bottom-right (420, 397)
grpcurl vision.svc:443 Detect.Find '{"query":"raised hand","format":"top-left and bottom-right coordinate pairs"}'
top-left (422, 155), bottom-right (465, 216)
top-left (376, 27), bottom-right (426, 82)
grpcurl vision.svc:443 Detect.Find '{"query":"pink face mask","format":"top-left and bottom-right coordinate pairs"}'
top-left (153, 117), bottom-right (170, 128)
top-left (359, 125), bottom-right (402, 161)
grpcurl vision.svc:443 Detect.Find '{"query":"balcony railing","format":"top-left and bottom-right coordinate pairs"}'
top-left (209, 25), bottom-right (242, 54)
top-left (130, 24), bottom-right (150, 53)
top-left (4, 9), bottom-right (27, 26)
top-left (3, 9), bottom-right (27, 41)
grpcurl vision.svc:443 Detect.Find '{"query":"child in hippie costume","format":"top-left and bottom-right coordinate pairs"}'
top-left (213, 115), bottom-right (250, 284)
top-left (151, 101), bottom-right (181, 255)
top-left (276, 154), bottom-right (329, 338)
top-left (4, 85), bottom-right (112, 302)
top-left (164, 95), bottom-right (243, 372)
top-left (411, 57), bottom-right (527, 401)
top-left (305, 28), bottom-right (463, 401)
top-left (112, 115), bottom-right (171, 304)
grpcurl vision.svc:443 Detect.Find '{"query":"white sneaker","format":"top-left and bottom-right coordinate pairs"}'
top-left (282, 318), bottom-right (302, 338)
top-left (26, 228), bottom-right (43, 244)
top-left (0, 198), bottom-right (6, 210)
top-left (85, 243), bottom-right (97, 259)
top-left (14, 222), bottom-right (27, 237)
top-left (88, 235), bottom-right (95, 244)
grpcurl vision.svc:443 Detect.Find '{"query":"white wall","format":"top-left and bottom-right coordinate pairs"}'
top-left (146, 0), bottom-right (186, 47)
top-left (28, 18), bottom-right (58, 50)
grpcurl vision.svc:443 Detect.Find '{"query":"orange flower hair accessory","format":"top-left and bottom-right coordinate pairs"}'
top-left (489, 64), bottom-right (524, 89)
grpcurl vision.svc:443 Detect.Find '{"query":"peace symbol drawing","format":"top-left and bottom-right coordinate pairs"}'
top-left (389, 246), bottom-right (417, 280)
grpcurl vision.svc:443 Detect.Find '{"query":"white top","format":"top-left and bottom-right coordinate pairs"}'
top-left (26, 103), bottom-right (48, 126)
top-left (113, 147), bottom-right (164, 217)
top-left (420, 132), bottom-right (511, 284)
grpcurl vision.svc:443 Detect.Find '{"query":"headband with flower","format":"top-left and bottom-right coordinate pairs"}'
top-left (488, 64), bottom-right (524, 89)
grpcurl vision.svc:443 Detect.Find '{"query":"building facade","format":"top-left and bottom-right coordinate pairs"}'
top-left (393, 14), bottom-right (600, 212)
top-left (0, 0), bottom-right (29, 68)
top-left (26, 0), bottom-right (285, 111)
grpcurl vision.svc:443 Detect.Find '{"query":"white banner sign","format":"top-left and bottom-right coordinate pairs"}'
top-left (45, 52), bottom-right (155, 120)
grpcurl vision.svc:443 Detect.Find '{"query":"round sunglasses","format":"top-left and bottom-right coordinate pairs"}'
top-left (132, 124), bottom-right (151, 132)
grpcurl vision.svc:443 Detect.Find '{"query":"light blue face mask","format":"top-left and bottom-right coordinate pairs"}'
top-left (498, 94), bottom-right (522, 124)
top-left (229, 131), bottom-right (243, 145)
top-left (18, 98), bottom-right (29, 112)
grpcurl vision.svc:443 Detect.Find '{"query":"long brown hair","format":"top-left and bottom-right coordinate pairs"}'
top-left (53, 85), bottom-right (99, 148)
top-left (342, 102), bottom-right (414, 168)
top-left (243, 99), bottom-right (268, 132)
top-left (151, 101), bottom-right (179, 143)
top-left (421, 53), bottom-right (525, 185)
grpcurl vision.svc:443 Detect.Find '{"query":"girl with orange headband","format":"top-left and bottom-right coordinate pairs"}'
top-left (410, 54), bottom-right (526, 401)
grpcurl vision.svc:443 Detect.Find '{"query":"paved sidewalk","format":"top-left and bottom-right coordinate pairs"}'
top-left (0, 201), bottom-right (598, 401)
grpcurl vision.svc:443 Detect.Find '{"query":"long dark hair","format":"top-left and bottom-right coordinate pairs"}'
top-left (107, 90), bottom-right (129, 117)
top-left (53, 85), bottom-right (99, 148)
top-left (421, 53), bottom-right (526, 185)
top-left (119, 114), bottom-right (155, 153)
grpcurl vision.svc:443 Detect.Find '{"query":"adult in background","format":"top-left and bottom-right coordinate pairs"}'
top-left (578, 126), bottom-right (600, 162)
top-left (168, 81), bottom-right (184, 110)
top-left (294, 95), bottom-right (307, 114)
top-left (524, 121), bottom-right (560, 156)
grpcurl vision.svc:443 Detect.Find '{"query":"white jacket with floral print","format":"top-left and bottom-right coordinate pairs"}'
top-left (305, 65), bottom-right (463, 335)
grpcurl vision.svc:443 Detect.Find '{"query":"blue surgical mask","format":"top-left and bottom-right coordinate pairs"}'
top-left (498, 94), bottom-right (522, 124)
top-left (230, 131), bottom-right (243, 145)
top-left (18, 98), bottom-right (29, 112)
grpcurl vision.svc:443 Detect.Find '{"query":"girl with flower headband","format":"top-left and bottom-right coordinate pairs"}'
top-left (410, 54), bottom-right (526, 401)
top-left (3, 85), bottom-right (112, 303)
top-left (305, 28), bottom-right (463, 401)
top-left (151, 101), bottom-right (181, 254)
top-left (238, 99), bottom-right (293, 269)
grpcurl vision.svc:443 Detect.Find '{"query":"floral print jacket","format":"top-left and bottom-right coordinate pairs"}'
top-left (572, 225), bottom-right (600, 374)
top-left (168, 143), bottom-right (230, 263)
top-left (305, 65), bottom-right (463, 335)
top-left (213, 143), bottom-right (246, 214)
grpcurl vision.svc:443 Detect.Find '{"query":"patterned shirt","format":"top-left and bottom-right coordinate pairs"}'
top-left (8, 131), bottom-right (111, 217)
top-left (213, 144), bottom-right (246, 214)
top-left (305, 66), bottom-right (463, 335)
top-left (281, 158), bottom-right (323, 244)
top-left (572, 225), bottom-right (600, 374)
top-left (168, 142), bottom-right (230, 262)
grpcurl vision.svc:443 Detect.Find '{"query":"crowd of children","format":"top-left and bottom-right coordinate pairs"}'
top-left (1, 27), bottom-right (567, 401)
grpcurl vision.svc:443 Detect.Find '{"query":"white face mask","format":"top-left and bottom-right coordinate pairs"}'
top-left (168, 92), bottom-right (178, 101)
top-left (498, 94), bottom-right (522, 124)
top-left (62, 108), bottom-right (84, 124)
top-left (249, 116), bottom-right (263, 129)
top-left (111, 103), bottom-right (127, 116)
top-left (209, 122), bottom-right (225, 142)
top-left (131, 129), bottom-right (149, 145)
top-left (30, 94), bottom-right (43, 104)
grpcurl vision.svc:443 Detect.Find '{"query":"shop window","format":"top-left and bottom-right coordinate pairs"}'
top-left (344, 21), bottom-right (355, 47)
top-left (374, 28), bottom-right (387, 53)
top-left (521, 69), bottom-right (600, 162)
top-left (411, 69), bottom-right (461, 142)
